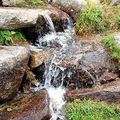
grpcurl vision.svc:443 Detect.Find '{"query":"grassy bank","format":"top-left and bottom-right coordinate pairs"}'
top-left (65, 99), bottom-right (120, 120)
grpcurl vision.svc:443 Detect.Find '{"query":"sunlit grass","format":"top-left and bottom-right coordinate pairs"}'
top-left (65, 99), bottom-right (120, 120)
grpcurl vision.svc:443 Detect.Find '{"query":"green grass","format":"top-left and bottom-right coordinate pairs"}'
top-left (65, 99), bottom-right (120, 120)
top-left (0, 30), bottom-right (26, 45)
top-left (103, 35), bottom-right (120, 61)
top-left (16, 0), bottom-right (46, 8)
top-left (75, 2), bottom-right (120, 35)
top-left (75, 4), bottom-right (109, 35)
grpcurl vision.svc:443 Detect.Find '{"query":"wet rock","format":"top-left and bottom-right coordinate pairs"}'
top-left (48, 41), bottom-right (114, 89)
top-left (22, 7), bottom-right (68, 43)
top-left (99, 72), bottom-right (118, 84)
top-left (49, 0), bottom-right (87, 21)
top-left (0, 90), bottom-right (50, 120)
top-left (0, 46), bottom-right (30, 102)
top-left (65, 80), bottom-right (120, 104)
top-left (20, 68), bottom-right (39, 93)
top-left (49, 8), bottom-right (70, 32)
top-left (30, 48), bottom-right (54, 69)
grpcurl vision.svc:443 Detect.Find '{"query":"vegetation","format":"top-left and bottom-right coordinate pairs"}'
top-left (76, 4), bottom-right (109, 35)
top-left (16, 0), bottom-right (46, 8)
top-left (104, 5), bottom-right (120, 30)
top-left (103, 35), bottom-right (120, 61)
top-left (75, 1), bottom-right (120, 35)
top-left (0, 30), bottom-right (26, 45)
top-left (65, 99), bottom-right (120, 120)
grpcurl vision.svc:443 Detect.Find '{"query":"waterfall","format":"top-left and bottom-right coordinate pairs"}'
top-left (44, 14), bottom-right (56, 34)
top-left (64, 17), bottom-right (75, 34)
top-left (35, 16), bottom-right (74, 48)
top-left (34, 15), bottom-right (75, 120)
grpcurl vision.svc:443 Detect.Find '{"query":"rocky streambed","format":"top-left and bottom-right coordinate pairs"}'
top-left (0, 1), bottom-right (120, 120)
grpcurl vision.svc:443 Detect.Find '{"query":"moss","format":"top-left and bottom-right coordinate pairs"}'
top-left (65, 99), bottom-right (120, 120)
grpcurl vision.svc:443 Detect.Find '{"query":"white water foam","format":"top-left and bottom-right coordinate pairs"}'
top-left (34, 15), bottom-right (75, 120)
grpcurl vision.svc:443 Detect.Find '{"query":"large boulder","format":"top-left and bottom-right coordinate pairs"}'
top-left (0, 46), bottom-right (30, 101)
top-left (32, 40), bottom-right (115, 89)
top-left (49, 0), bottom-right (87, 20)
top-left (0, 7), bottom-right (48, 29)
top-left (65, 80), bottom-right (120, 104)
top-left (0, 90), bottom-right (50, 120)
top-left (50, 0), bottom-right (87, 12)
top-left (0, 7), bottom-right (68, 29)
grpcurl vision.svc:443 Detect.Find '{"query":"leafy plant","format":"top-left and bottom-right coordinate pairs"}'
top-left (76, 4), bottom-right (109, 35)
top-left (0, 30), bottom-right (25, 45)
top-left (103, 35), bottom-right (120, 60)
top-left (65, 99), bottom-right (120, 120)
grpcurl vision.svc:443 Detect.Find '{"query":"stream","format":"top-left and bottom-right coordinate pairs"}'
top-left (32, 15), bottom-right (75, 120)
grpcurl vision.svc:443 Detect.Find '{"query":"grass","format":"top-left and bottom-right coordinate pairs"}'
top-left (75, 1), bottom-right (120, 35)
top-left (0, 30), bottom-right (26, 45)
top-left (75, 3), bottom-right (109, 35)
top-left (103, 35), bottom-right (120, 61)
top-left (16, 0), bottom-right (46, 8)
top-left (65, 99), bottom-right (120, 120)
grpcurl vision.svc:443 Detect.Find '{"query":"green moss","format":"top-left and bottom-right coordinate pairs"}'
top-left (16, 0), bottom-right (46, 8)
top-left (65, 99), bottom-right (120, 120)
top-left (103, 35), bottom-right (120, 61)
top-left (0, 30), bottom-right (26, 45)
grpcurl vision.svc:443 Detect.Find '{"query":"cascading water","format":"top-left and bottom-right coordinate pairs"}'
top-left (34, 15), bottom-right (75, 120)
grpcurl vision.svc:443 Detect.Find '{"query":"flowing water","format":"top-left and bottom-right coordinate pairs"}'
top-left (34, 15), bottom-right (75, 120)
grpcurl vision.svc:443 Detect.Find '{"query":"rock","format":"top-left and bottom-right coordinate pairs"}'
top-left (99, 72), bottom-right (118, 84)
top-left (0, 46), bottom-right (30, 101)
top-left (0, 90), bottom-right (50, 120)
top-left (30, 48), bottom-right (54, 69)
top-left (20, 68), bottom-right (40, 93)
top-left (2, 0), bottom-right (17, 6)
top-left (0, 7), bottom-right (68, 29)
top-left (51, 0), bottom-right (86, 12)
top-left (22, 7), bottom-right (69, 43)
top-left (110, 0), bottom-right (120, 5)
top-left (49, 0), bottom-right (87, 20)
top-left (46, 41), bottom-right (114, 89)
top-left (65, 80), bottom-right (120, 104)
top-left (114, 34), bottom-right (120, 45)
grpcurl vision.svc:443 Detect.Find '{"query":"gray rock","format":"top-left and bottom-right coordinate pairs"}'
top-left (110, 0), bottom-right (120, 5)
top-left (0, 46), bottom-right (30, 101)
top-left (0, 7), bottom-right (43, 29)
top-left (2, 0), bottom-right (17, 6)
top-left (51, 0), bottom-right (87, 12)
top-left (0, 7), bottom-right (68, 29)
